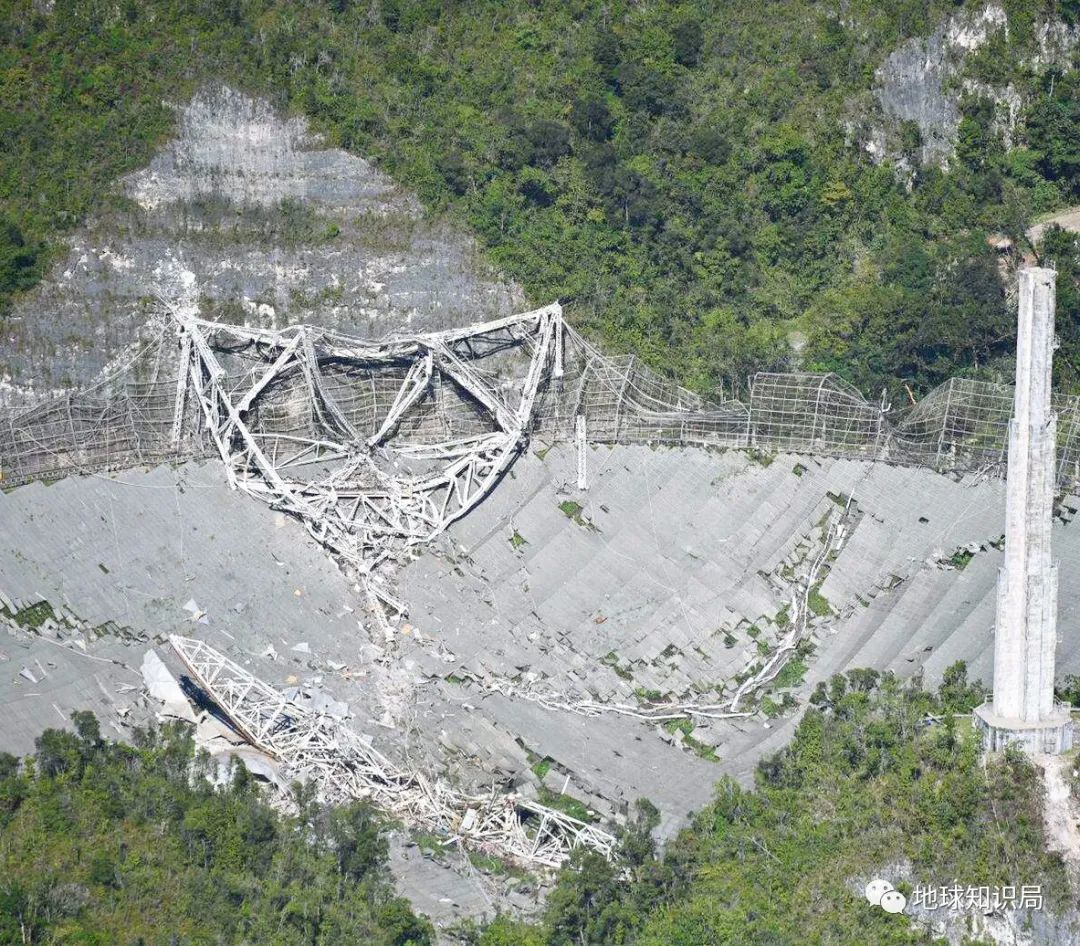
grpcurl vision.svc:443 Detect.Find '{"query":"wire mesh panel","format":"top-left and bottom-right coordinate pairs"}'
top-left (892, 378), bottom-right (1013, 472)
top-left (1057, 394), bottom-right (1080, 487)
top-left (531, 328), bottom-right (749, 447)
top-left (7, 312), bottom-right (1080, 493)
top-left (748, 373), bottom-right (885, 456)
top-left (0, 379), bottom-right (201, 487)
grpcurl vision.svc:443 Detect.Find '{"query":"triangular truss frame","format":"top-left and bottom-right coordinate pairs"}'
top-left (170, 303), bottom-right (564, 627)
top-left (170, 635), bottom-right (616, 868)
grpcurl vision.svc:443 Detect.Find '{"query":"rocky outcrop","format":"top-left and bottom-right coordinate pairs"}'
top-left (864, 3), bottom-right (1078, 170)
top-left (872, 3), bottom-right (1008, 167)
top-left (0, 84), bottom-right (525, 406)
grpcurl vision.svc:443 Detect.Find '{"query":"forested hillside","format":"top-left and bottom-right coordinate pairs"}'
top-left (0, 715), bottom-right (433, 945)
top-left (1, 668), bottom-right (1068, 945)
top-left (2, 1), bottom-right (1079, 395)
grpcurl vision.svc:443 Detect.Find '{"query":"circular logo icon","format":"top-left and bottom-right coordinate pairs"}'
top-left (865, 878), bottom-right (893, 906)
top-left (880, 890), bottom-right (907, 914)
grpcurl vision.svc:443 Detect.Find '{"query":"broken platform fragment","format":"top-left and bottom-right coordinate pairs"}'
top-left (141, 649), bottom-right (196, 722)
top-left (168, 633), bottom-right (616, 868)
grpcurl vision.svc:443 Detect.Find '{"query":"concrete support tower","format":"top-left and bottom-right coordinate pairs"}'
top-left (975, 267), bottom-right (1073, 754)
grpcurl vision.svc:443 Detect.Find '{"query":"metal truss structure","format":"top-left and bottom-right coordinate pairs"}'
top-left (169, 301), bottom-right (566, 625)
top-left (7, 309), bottom-right (1080, 492)
top-left (169, 635), bottom-right (617, 868)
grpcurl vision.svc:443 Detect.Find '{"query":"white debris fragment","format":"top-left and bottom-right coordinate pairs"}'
top-left (310, 691), bottom-right (349, 719)
top-left (183, 598), bottom-right (208, 623)
top-left (261, 644), bottom-right (279, 661)
top-left (140, 649), bottom-right (197, 722)
top-left (291, 641), bottom-right (311, 654)
top-left (19, 667), bottom-right (38, 684)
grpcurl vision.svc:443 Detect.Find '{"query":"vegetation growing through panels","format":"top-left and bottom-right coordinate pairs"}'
top-left (465, 663), bottom-right (1061, 945)
top-left (4, 2), bottom-right (1080, 400)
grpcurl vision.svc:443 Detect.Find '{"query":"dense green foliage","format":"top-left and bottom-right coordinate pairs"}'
top-left (0, 669), bottom-right (1067, 945)
top-left (0, 713), bottom-right (432, 946)
top-left (3, 1), bottom-right (1080, 400)
top-left (467, 664), bottom-right (1065, 946)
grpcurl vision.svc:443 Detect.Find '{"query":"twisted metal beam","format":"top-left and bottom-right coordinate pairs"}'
top-left (169, 635), bottom-right (617, 868)
top-left (169, 303), bottom-right (565, 630)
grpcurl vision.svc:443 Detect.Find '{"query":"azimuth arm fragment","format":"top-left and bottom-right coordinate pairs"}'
top-left (169, 635), bottom-right (616, 868)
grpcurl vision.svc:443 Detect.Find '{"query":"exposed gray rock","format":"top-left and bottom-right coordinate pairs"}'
top-left (0, 84), bottom-right (525, 406)
top-left (866, 3), bottom-right (1078, 169)
top-left (871, 3), bottom-right (1008, 167)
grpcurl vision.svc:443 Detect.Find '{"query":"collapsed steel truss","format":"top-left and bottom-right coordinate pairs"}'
top-left (7, 318), bottom-right (1080, 490)
top-left (170, 302), bottom-right (565, 625)
top-left (169, 635), bottom-right (616, 867)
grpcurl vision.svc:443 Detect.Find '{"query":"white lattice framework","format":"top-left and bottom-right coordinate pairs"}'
top-left (748, 372), bottom-right (887, 456)
top-left (170, 301), bottom-right (566, 625)
top-left (169, 635), bottom-right (616, 868)
top-left (9, 311), bottom-right (1080, 491)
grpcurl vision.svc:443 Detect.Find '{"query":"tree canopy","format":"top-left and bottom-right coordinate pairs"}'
top-left (2, 1), bottom-right (1079, 402)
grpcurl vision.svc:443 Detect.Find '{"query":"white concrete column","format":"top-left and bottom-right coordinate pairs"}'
top-left (992, 267), bottom-right (1057, 722)
top-left (980, 267), bottom-right (1070, 752)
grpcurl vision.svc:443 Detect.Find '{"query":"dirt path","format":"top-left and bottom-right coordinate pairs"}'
top-left (1027, 206), bottom-right (1080, 246)
top-left (1037, 752), bottom-right (1080, 884)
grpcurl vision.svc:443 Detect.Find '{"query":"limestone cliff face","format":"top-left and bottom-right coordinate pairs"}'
top-left (872, 3), bottom-right (1009, 166)
top-left (0, 84), bottom-right (525, 406)
top-left (863, 2), bottom-right (1078, 169)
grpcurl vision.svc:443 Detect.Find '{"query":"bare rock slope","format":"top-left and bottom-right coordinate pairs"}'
top-left (0, 84), bottom-right (524, 405)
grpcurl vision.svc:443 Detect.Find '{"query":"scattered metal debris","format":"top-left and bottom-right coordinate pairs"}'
top-left (169, 635), bottom-right (616, 868)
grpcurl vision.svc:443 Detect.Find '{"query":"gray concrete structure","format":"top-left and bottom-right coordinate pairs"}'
top-left (976, 267), bottom-right (1073, 753)
top-left (7, 82), bottom-right (1080, 926)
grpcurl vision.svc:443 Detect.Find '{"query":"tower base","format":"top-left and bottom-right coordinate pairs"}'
top-left (973, 702), bottom-right (1074, 755)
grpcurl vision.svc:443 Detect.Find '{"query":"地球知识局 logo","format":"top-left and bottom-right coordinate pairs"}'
top-left (865, 879), bottom-right (907, 913)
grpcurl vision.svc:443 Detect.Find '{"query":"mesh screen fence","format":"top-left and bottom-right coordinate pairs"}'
top-left (5, 324), bottom-right (1080, 490)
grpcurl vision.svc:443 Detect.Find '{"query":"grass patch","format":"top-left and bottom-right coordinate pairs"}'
top-left (662, 718), bottom-right (719, 762)
top-left (774, 658), bottom-right (808, 689)
top-left (11, 600), bottom-right (56, 629)
top-left (537, 787), bottom-right (594, 823)
top-left (950, 547), bottom-right (976, 569)
top-left (559, 499), bottom-right (584, 519)
top-left (532, 757), bottom-right (553, 781)
top-left (807, 584), bottom-right (832, 617)
top-left (411, 830), bottom-right (451, 857)
top-left (558, 499), bottom-right (598, 531)
top-left (601, 651), bottom-right (633, 681)
top-left (510, 529), bottom-right (528, 549)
